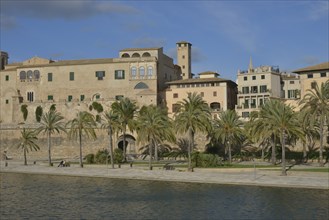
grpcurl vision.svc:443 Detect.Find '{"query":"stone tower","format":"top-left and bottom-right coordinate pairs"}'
top-left (176, 41), bottom-right (192, 79)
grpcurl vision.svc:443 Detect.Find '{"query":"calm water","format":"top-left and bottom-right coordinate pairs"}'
top-left (0, 173), bottom-right (328, 220)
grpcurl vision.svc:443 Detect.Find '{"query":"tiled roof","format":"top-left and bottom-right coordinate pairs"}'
top-left (293, 62), bottom-right (329, 73)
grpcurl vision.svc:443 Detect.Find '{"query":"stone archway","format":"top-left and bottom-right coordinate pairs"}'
top-left (117, 134), bottom-right (136, 154)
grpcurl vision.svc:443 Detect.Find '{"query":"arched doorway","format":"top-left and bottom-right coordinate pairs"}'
top-left (117, 134), bottom-right (136, 154)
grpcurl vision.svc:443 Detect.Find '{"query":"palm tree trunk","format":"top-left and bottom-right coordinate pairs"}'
top-left (228, 141), bottom-right (232, 164)
top-left (24, 148), bottom-right (27, 166)
top-left (271, 134), bottom-right (276, 165)
top-left (79, 130), bottom-right (83, 168)
top-left (149, 138), bottom-right (153, 170)
top-left (281, 130), bottom-right (287, 176)
top-left (302, 141), bottom-right (307, 163)
top-left (48, 131), bottom-right (52, 166)
top-left (319, 117), bottom-right (324, 167)
top-left (123, 128), bottom-right (127, 162)
top-left (187, 127), bottom-right (193, 171)
top-left (154, 139), bottom-right (158, 161)
top-left (108, 127), bottom-right (114, 169)
top-left (261, 144), bottom-right (265, 161)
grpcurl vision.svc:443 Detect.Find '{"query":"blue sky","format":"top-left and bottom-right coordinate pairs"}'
top-left (1, 0), bottom-right (328, 81)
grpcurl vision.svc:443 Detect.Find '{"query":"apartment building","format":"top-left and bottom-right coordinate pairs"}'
top-left (166, 71), bottom-right (237, 118)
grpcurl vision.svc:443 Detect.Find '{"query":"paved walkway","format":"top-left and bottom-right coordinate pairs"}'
top-left (1, 160), bottom-right (328, 189)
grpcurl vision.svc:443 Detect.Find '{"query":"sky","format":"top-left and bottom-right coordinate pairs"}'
top-left (1, 0), bottom-right (328, 81)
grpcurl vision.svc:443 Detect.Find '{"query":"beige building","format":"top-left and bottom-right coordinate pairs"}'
top-left (292, 62), bottom-right (329, 98)
top-left (235, 59), bottom-right (282, 118)
top-left (165, 71), bottom-right (237, 118)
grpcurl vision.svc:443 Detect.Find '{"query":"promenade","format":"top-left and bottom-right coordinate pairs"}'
top-left (1, 160), bottom-right (328, 189)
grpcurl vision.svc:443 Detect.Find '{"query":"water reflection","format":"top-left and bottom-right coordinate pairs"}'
top-left (1, 173), bottom-right (328, 219)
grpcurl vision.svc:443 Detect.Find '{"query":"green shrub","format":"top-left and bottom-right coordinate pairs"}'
top-left (192, 152), bottom-right (222, 168)
top-left (85, 153), bottom-right (95, 164)
top-left (95, 149), bottom-right (110, 164)
top-left (35, 106), bottom-right (43, 122)
top-left (114, 148), bottom-right (124, 164)
top-left (21, 104), bottom-right (28, 121)
top-left (50, 104), bottom-right (56, 112)
top-left (92, 102), bottom-right (103, 113)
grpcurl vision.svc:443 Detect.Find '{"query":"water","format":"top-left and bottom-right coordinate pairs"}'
top-left (0, 173), bottom-right (328, 220)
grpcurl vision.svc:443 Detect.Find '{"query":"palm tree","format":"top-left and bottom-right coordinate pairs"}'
top-left (174, 92), bottom-right (211, 171)
top-left (300, 80), bottom-right (329, 167)
top-left (66, 111), bottom-right (97, 168)
top-left (36, 110), bottom-right (66, 166)
top-left (212, 110), bottom-right (244, 164)
top-left (257, 100), bottom-right (303, 175)
top-left (136, 105), bottom-right (175, 170)
top-left (101, 110), bottom-right (121, 169)
top-left (111, 97), bottom-right (137, 161)
top-left (17, 128), bottom-right (40, 165)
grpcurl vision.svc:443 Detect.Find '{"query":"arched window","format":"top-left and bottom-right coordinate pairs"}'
top-left (20, 71), bottom-right (26, 81)
top-left (131, 67), bottom-right (137, 79)
top-left (210, 102), bottom-right (221, 111)
top-left (142, 52), bottom-right (151, 57)
top-left (27, 70), bottom-right (33, 81)
top-left (34, 70), bottom-right (40, 80)
top-left (134, 82), bottom-right (149, 89)
top-left (139, 67), bottom-right (145, 79)
top-left (121, 53), bottom-right (130, 58)
top-left (132, 53), bottom-right (140, 58)
top-left (147, 66), bottom-right (153, 79)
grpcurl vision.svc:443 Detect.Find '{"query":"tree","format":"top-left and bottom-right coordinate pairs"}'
top-left (136, 105), bottom-right (175, 170)
top-left (36, 110), bottom-right (66, 166)
top-left (17, 128), bottom-right (40, 165)
top-left (212, 110), bottom-right (244, 164)
top-left (300, 80), bottom-right (329, 167)
top-left (257, 100), bottom-right (303, 175)
top-left (35, 106), bottom-right (43, 123)
top-left (174, 92), bottom-right (211, 171)
top-left (66, 111), bottom-right (97, 168)
top-left (111, 97), bottom-right (137, 161)
top-left (101, 110), bottom-right (121, 169)
top-left (21, 104), bottom-right (28, 121)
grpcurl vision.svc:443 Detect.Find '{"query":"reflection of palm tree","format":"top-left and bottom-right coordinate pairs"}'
top-left (36, 110), bottom-right (66, 166)
top-left (136, 105), bottom-right (175, 170)
top-left (101, 110), bottom-right (121, 169)
top-left (300, 80), bottom-right (329, 167)
top-left (213, 110), bottom-right (244, 164)
top-left (111, 98), bottom-right (137, 161)
top-left (66, 111), bottom-right (96, 168)
top-left (174, 92), bottom-right (211, 171)
top-left (17, 128), bottom-right (40, 165)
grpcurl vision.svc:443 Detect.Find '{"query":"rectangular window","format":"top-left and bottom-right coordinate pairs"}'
top-left (115, 95), bottom-right (124, 100)
top-left (311, 81), bottom-right (317, 89)
top-left (69, 72), bottom-right (74, 81)
top-left (48, 73), bottom-right (53, 81)
top-left (252, 76), bottom-right (256, 80)
top-left (242, 112), bottom-right (250, 118)
top-left (307, 74), bottom-right (313, 79)
top-left (288, 90), bottom-right (296, 99)
top-left (115, 70), bottom-right (125, 79)
top-left (320, 72), bottom-right (327, 77)
top-left (48, 95), bottom-right (53, 101)
top-left (182, 65), bottom-right (185, 69)
top-left (5, 75), bottom-right (9, 81)
top-left (96, 71), bottom-right (105, 80)
top-left (244, 76), bottom-right (247, 81)
top-left (173, 93), bottom-right (178, 98)
top-left (27, 92), bottom-right (34, 102)
top-left (68, 95), bottom-right (73, 102)
top-left (200, 92), bottom-right (204, 97)
top-left (289, 81), bottom-right (295, 84)
top-left (182, 55), bottom-right (185, 59)
top-left (260, 85), bottom-right (267, 93)
top-left (213, 91), bottom-right (217, 96)
top-left (261, 75), bottom-right (265, 79)
top-left (80, 95), bottom-right (85, 101)
top-left (242, 87), bottom-right (249, 94)
top-left (6, 99), bottom-right (9, 104)
top-left (251, 86), bottom-right (258, 93)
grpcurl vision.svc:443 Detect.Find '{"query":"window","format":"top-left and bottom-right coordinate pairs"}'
top-left (48, 95), bottom-right (53, 101)
top-left (95, 94), bottom-right (100, 100)
top-left (27, 92), bottom-right (34, 102)
top-left (261, 75), bottom-right (265, 79)
top-left (182, 65), bottom-right (185, 69)
top-left (242, 87), bottom-right (249, 94)
top-left (288, 90), bottom-right (296, 99)
top-left (115, 95), bottom-right (124, 100)
top-left (307, 74), bottom-right (313, 78)
top-left (95, 71), bottom-right (105, 80)
top-left (289, 81), bottom-right (295, 84)
top-left (260, 85), bottom-right (267, 93)
top-left (5, 75), bottom-right (9, 81)
top-left (182, 55), bottom-right (185, 59)
top-left (20, 71), bottom-right (26, 81)
top-left (80, 95), bottom-right (85, 101)
top-left (139, 67), bottom-right (145, 79)
top-left (34, 70), bottom-right (40, 80)
top-left (311, 81), bottom-right (317, 89)
top-left (252, 76), bottom-right (256, 80)
top-left (244, 76), bottom-right (248, 81)
top-left (200, 92), bottom-right (204, 97)
top-left (115, 70), bottom-right (125, 79)
top-left (320, 72), bottom-right (327, 77)
top-left (48, 73), bottom-right (53, 82)
top-left (6, 99), bottom-right (9, 104)
top-left (242, 112), bottom-right (250, 118)
top-left (259, 98), bottom-right (264, 106)
top-left (69, 72), bottom-right (74, 81)
top-left (131, 67), bottom-right (137, 79)
top-left (68, 95), bottom-right (73, 102)
top-left (213, 91), bottom-right (217, 96)
top-left (173, 93), bottom-right (178, 98)
top-left (27, 70), bottom-right (33, 81)
top-left (147, 66), bottom-right (153, 79)
top-left (251, 86), bottom-right (258, 93)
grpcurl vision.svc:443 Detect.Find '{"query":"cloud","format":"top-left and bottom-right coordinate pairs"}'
top-left (1, 0), bottom-right (139, 20)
